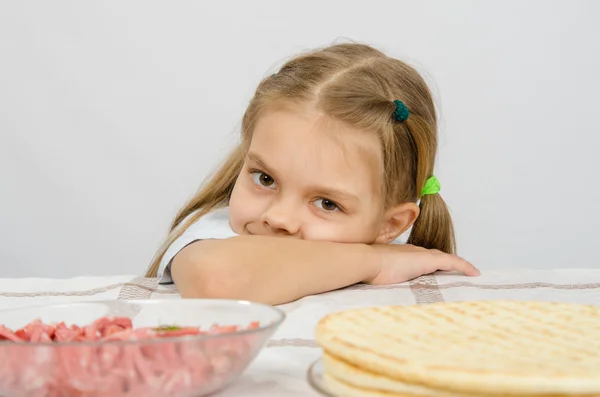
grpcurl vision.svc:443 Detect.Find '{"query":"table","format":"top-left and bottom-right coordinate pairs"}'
top-left (2, 269), bottom-right (600, 396)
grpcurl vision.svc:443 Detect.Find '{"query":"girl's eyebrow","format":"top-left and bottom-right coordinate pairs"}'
top-left (246, 152), bottom-right (274, 173)
top-left (310, 186), bottom-right (360, 203)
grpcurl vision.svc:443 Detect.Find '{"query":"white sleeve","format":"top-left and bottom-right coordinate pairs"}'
top-left (157, 207), bottom-right (238, 284)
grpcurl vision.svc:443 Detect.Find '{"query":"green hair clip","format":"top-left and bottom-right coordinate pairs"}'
top-left (421, 176), bottom-right (440, 196)
top-left (393, 99), bottom-right (410, 122)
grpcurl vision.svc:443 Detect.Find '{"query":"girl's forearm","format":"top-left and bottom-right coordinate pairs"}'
top-left (170, 235), bottom-right (379, 305)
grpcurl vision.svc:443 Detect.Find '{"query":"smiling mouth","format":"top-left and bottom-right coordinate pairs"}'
top-left (245, 226), bottom-right (273, 237)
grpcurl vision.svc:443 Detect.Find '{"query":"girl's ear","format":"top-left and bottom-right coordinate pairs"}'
top-left (375, 202), bottom-right (420, 244)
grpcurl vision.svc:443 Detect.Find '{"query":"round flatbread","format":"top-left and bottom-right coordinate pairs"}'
top-left (315, 300), bottom-right (600, 395)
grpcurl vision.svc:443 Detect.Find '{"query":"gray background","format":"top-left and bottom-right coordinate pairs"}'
top-left (1, 0), bottom-right (598, 277)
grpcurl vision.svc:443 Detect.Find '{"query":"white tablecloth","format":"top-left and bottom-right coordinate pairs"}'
top-left (1, 269), bottom-right (600, 396)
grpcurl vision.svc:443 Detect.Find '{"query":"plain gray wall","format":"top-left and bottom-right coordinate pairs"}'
top-left (1, 0), bottom-right (599, 277)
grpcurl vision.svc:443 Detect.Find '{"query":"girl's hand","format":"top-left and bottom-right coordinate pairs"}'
top-left (365, 244), bottom-right (480, 285)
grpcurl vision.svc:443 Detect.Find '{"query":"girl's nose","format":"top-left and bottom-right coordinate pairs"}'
top-left (261, 200), bottom-right (301, 237)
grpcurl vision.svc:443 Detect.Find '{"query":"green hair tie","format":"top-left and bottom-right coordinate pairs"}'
top-left (421, 176), bottom-right (441, 196)
top-left (392, 99), bottom-right (409, 122)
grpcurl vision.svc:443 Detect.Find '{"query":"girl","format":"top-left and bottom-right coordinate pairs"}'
top-left (146, 43), bottom-right (479, 305)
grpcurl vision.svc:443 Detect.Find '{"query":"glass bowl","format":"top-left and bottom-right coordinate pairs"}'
top-left (0, 299), bottom-right (285, 397)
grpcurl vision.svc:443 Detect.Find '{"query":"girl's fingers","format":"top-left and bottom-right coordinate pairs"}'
top-left (433, 252), bottom-right (480, 276)
top-left (460, 260), bottom-right (481, 276)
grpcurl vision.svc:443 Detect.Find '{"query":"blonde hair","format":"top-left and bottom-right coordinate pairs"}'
top-left (146, 43), bottom-right (455, 277)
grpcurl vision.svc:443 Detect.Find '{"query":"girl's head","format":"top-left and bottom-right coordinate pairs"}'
top-left (147, 43), bottom-right (455, 277)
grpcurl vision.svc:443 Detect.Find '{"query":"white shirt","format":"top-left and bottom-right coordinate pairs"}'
top-left (157, 206), bottom-right (413, 284)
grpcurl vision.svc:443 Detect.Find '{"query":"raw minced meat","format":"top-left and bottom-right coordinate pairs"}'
top-left (0, 317), bottom-right (262, 397)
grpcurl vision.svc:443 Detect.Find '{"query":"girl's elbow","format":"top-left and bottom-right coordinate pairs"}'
top-left (178, 269), bottom-right (242, 300)
top-left (172, 252), bottom-right (248, 300)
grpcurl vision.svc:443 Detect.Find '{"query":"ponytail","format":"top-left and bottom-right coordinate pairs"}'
top-left (399, 113), bottom-right (456, 255)
top-left (408, 193), bottom-right (456, 254)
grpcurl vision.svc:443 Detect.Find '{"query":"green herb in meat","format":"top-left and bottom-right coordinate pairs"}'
top-left (154, 325), bottom-right (181, 332)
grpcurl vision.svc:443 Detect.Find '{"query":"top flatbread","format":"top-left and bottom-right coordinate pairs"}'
top-left (315, 300), bottom-right (600, 395)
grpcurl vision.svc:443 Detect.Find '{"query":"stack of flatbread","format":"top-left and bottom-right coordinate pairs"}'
top-left (314, 300), bottom-right (600, 396)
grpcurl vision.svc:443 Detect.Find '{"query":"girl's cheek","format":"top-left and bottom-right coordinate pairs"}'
top-left (302, 223), bottom-right (344, 243)
top-left (227, 190), bottom-right (247, 232)
top-left (303, 221), bottom-right (378, 244)
top-left (227, 204), bottom-right (243, 234)
top-left (229, 190), bottom-right (265, 231)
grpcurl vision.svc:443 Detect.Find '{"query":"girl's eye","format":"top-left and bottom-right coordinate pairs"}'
top-left (314, 198), bottom-right (340, 212)
top-left (251, 172), bottom-right (277, 188)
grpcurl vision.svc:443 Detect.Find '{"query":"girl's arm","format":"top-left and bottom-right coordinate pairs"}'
top-left (170, 235), bottom-right (378, 305)
top-left (171, 235), bottom-right (478, 305)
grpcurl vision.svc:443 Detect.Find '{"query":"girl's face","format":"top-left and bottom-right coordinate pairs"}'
top-left (229, 106), bottom-right (416, 244)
